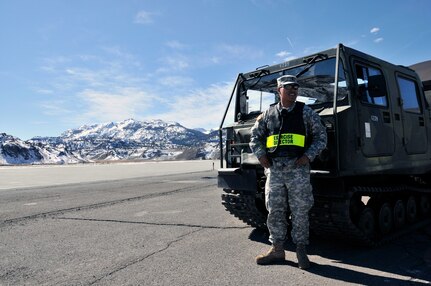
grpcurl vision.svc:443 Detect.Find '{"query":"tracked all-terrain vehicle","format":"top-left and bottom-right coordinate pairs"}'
top-left (218, 44), bottom-right (431, 246)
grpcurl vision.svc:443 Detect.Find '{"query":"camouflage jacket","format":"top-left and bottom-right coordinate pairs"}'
top-left (250, 102), bottom-right (327, 161)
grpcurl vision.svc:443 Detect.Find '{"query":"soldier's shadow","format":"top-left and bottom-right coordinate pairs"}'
top-left (248, 228), bottom-right (431, 286)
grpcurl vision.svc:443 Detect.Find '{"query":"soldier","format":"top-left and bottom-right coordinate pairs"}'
top-left (249, 75), bottom-right (327, 269)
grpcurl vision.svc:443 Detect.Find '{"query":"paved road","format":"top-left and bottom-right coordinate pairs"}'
top-left (0, 162), bottom-right (430, 285)
top-left (0, 160), bottom-right (218, 190)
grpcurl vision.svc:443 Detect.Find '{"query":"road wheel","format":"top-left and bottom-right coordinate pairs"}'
top-left (358, 207), bottom-right (375, 238)
top-left (393, 200), bottom-right (406, 229)
top-left (419, 195), bottom-right (430, 217)
top-left (406, 196), bottom-right (417, 223)
top-left (378, 202), bottom-right (393, 235)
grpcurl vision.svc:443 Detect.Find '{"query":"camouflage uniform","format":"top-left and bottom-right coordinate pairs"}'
top-left (250, 102), bottom-right (327, 245)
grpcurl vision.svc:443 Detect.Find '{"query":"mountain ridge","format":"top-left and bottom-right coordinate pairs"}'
top-left (0, 119), bottom-right (220, 165)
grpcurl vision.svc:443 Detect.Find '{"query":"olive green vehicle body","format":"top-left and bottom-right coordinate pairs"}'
top-left (217, 44), bottom-right (431, 245)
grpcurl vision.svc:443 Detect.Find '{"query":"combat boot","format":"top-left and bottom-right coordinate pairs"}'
top-left (255, 243), bottom-right (285, 265)
top-left (296, 244), bottom-right (310, 269)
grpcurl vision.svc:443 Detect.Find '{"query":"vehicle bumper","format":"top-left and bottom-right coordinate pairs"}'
top-left (217, 168), bottom-right (257, 193)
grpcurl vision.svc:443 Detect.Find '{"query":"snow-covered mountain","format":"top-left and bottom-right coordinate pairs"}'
top-left (0, 119), bottom-right (220, 165)
top-left (0, 133), bottom-right (83, 165)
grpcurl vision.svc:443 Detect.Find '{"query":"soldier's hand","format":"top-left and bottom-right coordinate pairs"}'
top-left (258, 155), bottom-right (271, 169)
top-left (295, 155), bottom-right (310, 166)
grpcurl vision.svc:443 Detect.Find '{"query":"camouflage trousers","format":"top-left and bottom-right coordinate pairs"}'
top-left (264, 157), bottom-right (314, 245)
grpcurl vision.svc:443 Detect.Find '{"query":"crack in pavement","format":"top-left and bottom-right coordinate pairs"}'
top-left (56, 216), bottom-right (251, 230)
top-left (0, 183), bottom-right (214, 228)
top-left (86, 228), bottom-right (203, 286)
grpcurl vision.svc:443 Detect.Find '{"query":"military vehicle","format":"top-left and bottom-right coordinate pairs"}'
top-left (217, 43), bottom-right (431, 246)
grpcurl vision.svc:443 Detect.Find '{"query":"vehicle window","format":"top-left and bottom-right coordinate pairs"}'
top-left (246, 90), bottom-right (276, 114)
top-left (397, 76), bottom-right (421, 113)
top-left (239, 57), bottom-right (348, 117)
top-left (355, 64), bottom-right (388, 106)
top-left (296, 59), bottom-right (348, 105)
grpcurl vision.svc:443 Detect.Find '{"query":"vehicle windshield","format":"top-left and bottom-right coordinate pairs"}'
top-left (239, 57), bottom-right (348, 116)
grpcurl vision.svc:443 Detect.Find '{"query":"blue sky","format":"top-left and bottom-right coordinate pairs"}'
top-left (1, 0), bottom-right (430, 140)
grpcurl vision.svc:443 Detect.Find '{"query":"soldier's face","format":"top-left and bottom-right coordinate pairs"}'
top-left (279, 84), bottom-right (298, 104)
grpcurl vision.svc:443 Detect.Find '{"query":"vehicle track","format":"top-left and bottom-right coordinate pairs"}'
top-left (221, 184), bottom-right (431, 246)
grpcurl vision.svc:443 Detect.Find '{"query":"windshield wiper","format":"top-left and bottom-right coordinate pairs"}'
top-left (296, 53), bottom-right (328, 78)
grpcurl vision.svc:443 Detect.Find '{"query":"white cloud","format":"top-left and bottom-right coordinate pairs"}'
top-left (217, 44), bottom-right (264, 60)
top-left (370, 27), bottom-right (380, 34)
top-left (166, 41), bottom-right (188, 50)
top-left (41, 52), bottom-right (146, 91)
top-left (374, 37), bottom-right (384, 43)
top-left (152, 82), bottom-right (235, 129)
top-left (158, 76), bottom-right (194, 87)
top-left (65, 68), bottom-right (105, 87)
top-left (101, 46), bottom-right (135, 62)
top-left (209, 56), bottom-right (221, 64)
top-left (40, 56), bottom-right (71, 73)
top-left (37, 48), bottom-right (233, 130)
top-left (157, 55), bottom-right (190, 73)
top-left (70, 81), bottom-right (234, 130)
top-left (135, 10), bottom-right (155, 24)
top-left (275, 50), bottom-right (295, 62)
top-left (276, 50), bottom-right (291, 58)
top-left (40, 100), bottom-right (73, 116)
top-left (38, 51), bottom-right (153, 125)
top-left (77, 88), bottom-right (156, 123)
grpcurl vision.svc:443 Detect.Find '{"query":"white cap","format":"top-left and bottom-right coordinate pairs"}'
top-left (277, 75), bottom-right (299, 87)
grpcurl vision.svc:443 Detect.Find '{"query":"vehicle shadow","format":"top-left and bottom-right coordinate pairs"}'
top-left (248, 225), bottom-right (431, 285)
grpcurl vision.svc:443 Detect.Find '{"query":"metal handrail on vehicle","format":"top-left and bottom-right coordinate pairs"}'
top-left (218, 74), bottom-right (241, 168)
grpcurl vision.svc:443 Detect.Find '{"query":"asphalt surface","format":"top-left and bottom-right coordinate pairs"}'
top-left (0, 161), bottom-right (430, 285)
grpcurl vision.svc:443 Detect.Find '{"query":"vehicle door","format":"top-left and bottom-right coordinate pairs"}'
top-left (396, 74), bottom-right (428, 154)
top-left (353, 61), bottom-right (395, 157)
